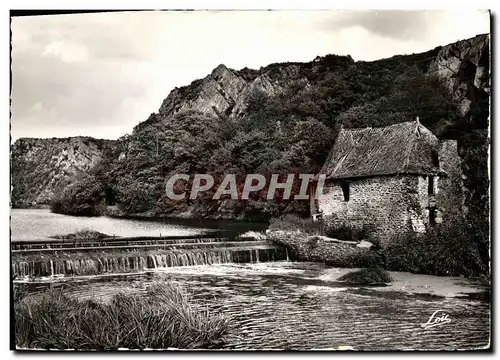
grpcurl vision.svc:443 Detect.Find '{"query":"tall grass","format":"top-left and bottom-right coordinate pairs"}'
top-left (14, 282), bottom-right (231, 350)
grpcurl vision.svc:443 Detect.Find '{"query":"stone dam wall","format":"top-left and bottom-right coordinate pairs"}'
top-left (12, 237), bottom-right (292, 279)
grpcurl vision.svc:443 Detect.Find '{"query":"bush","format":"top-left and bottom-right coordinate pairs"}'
top-left (338, 268), bottom-right (392, 285)
top-left (14, 282), bottom-right (231, 350)
top-left (325, 223), bottom-right (371, 241)
top-left (268, 214), bottom-right (321, 234)
top-left (383, 222), bottom-right (487, 277)
top-left (307, 235), bottom-right (320, 249)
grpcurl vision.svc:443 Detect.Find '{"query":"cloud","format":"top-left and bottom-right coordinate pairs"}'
top-left (42, 41), bottom-right (90, 63)
top-left (320, 10), bottom-right (435, 41)
top-left (320, 10), bottom-right (489, 43)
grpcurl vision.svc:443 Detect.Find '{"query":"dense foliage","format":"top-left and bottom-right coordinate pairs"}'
top-left (267, 214), bottom-right (321, 235)
top-left (269, 215), bottom-right (486, 277)
top-left (383, 222), bottom-right (487, 277)
top-left (50, 174), bottom-right (106, 216)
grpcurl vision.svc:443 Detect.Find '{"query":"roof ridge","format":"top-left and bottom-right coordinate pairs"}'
top-left (342, 120), bottom-right (418, 133)
top-left (322, 119), bottom-right (438, 180)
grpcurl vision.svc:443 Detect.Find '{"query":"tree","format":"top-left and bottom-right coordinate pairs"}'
top-left (50, 174), bottom-right (105, 216)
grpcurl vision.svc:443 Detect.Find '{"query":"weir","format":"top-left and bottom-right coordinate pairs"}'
top-left (11, 237), bottom-right (293, 279)
top-left (10, 234), bottom-right (228, 250)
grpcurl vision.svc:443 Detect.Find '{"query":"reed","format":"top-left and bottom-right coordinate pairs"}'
top-left (14, 282), bottom-right (231, 350)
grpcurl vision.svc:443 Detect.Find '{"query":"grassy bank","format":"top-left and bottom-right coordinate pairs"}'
top-left (14, 282), bottom-right (231, 350)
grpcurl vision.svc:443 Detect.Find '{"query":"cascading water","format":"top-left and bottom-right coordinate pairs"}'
top-left (12, 244), bottom-right (292, 280)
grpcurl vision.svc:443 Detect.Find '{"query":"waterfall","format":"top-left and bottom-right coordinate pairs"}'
top-left (12, 244), bottom-right (291, 280)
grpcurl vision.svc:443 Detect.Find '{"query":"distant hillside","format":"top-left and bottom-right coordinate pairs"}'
top-left (11, 137), bottom-right (116, 207)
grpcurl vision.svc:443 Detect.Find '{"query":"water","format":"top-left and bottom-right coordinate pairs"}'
top-left (15, 262), bottom-right (490, 351)
top-left (10, 209), bottom-right (266, 241)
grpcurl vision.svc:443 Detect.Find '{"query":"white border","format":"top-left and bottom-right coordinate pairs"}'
top-left (3, 1), bottom-right (497, 359)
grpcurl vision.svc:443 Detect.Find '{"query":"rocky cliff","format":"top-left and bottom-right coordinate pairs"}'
top-left (11, 137), bottom-right (116, 207)
top-left (428, 34), bottom-right (490, 116)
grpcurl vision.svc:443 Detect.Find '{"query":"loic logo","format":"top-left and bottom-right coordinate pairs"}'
top-left (421, 310), bottom-right (451, 330)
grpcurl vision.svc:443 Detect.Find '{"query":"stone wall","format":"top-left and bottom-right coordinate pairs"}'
top-left (318, 175), bottom-right (428, 246)
top-left (437, 140), bottom-right (466, 221)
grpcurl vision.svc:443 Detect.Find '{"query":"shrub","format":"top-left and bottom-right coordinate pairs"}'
top-left (14, 282), bottom-right (231, 350)
top-left (383, 222), bottom-right (487, 277)
top-left (268, 214), bottom-right (321, 235)
top-left (307, 235), bottom-right (320, 249)
top-left (338, 268), bottom-right (392, 285)
top-left (325, 223), bottom-right (372, 241)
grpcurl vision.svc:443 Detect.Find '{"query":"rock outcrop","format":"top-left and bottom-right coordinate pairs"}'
top-left (11, 137), bottom-right (115, 207)
top-left (428, 34), bottom-right (490, 116)
top-left (158, 63), bottom-right (283, 121)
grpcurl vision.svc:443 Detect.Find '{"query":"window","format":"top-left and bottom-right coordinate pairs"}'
top-left (428, 176), bottom-right (435, 195)
top-left (429, 208), bottom-right (437, 226)
top-left (432, 151), bottom-right (439, 167)
top-left (341, 182), bottom-right (350, 202)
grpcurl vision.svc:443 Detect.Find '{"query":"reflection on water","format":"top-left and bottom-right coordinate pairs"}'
top-left (15, 262), bottom-right (490, 351)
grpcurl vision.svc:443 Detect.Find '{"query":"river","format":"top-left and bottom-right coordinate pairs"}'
top-left (10, 208), bottom-right (267, 241)
top-left (11, 210), bottom-right (490, 350)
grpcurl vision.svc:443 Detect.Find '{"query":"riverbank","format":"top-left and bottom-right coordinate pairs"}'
top-left (104, 205), bottom-right (272, 223)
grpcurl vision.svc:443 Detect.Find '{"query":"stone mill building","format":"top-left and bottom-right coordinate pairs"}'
top-left (311, 118), bottom-right (465, 246)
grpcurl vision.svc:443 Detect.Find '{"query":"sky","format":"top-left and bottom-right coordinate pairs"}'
top-left (10, 10), bottom-right (491, 141)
